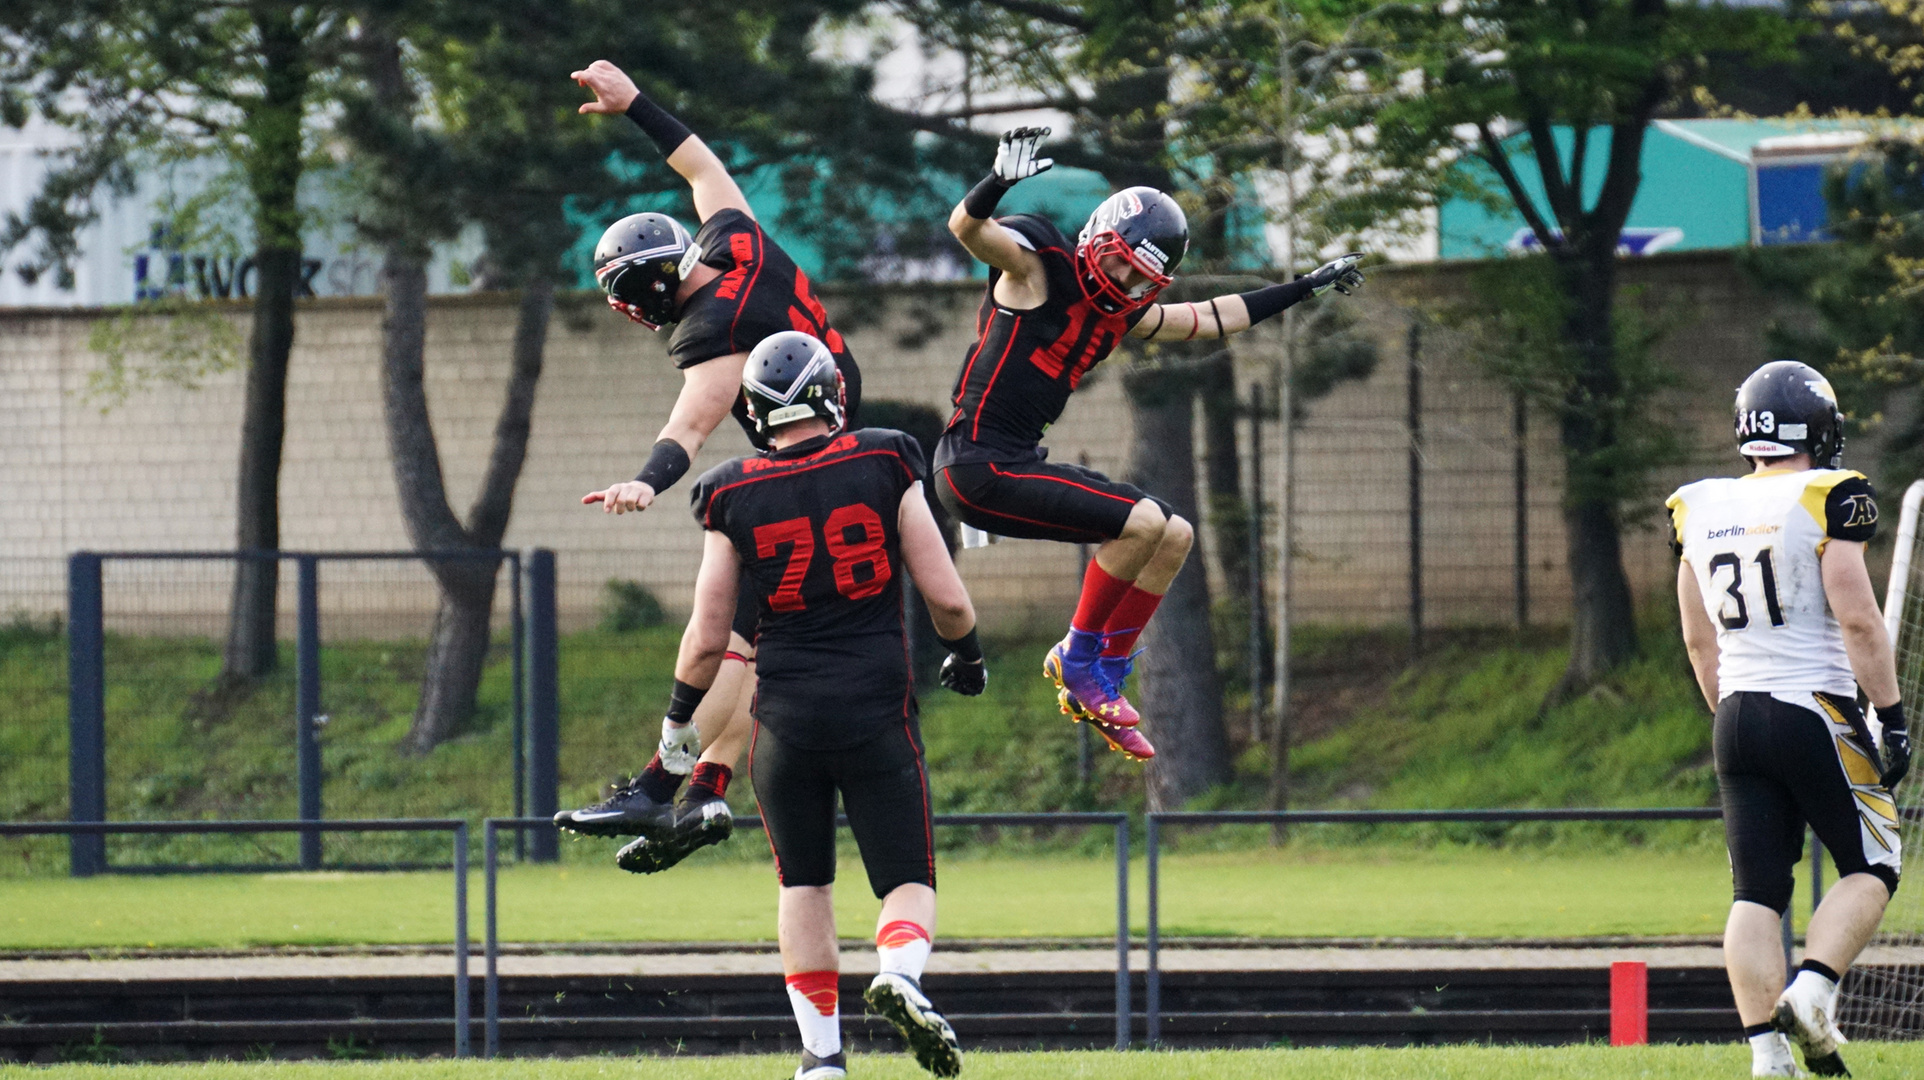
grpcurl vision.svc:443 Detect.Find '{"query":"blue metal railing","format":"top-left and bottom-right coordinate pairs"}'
top-left (0, 818), bottom-right (473, 1056)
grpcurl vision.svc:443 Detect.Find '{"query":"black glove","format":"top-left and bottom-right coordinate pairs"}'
top-left (1297, 252), bottom-right (1366, 297)
top-left (939, 653), bottom-right (987, 696)
top-left (1877, 701), bottom-right (1910, 790)
top-left (1884, 728), bottom-right (1912, 791)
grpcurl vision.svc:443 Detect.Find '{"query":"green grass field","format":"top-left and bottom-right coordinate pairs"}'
top-left (3, 842), bottom-right (1851, 949)
top-left (10, 1045), bottom-right (1924, 1080)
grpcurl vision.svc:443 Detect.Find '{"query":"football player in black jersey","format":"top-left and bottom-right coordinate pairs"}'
top-left (630, 331), bottom-right (981, 1080)
top-left (939, 126), bottom-right (1366, 760)
top-left (557, 59), bottom-right (863, 852)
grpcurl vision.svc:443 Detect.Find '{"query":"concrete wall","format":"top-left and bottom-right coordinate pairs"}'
top-left (0, 251), bottom-right (1813, 639)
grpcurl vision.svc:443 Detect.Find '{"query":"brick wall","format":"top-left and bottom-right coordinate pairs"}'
top-left (0, 251), bottom-right (1817, 638)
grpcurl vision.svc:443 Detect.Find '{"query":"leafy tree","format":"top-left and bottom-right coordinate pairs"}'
top-left (2, 3), bottom-right (348, 685)
top-left (344, 0), bottom-right (935, 750)
top-left (1370, 0), bottom-right (1794, 696)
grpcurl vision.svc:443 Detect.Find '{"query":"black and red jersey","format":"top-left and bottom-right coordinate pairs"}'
top-left (691, 427), bottom-right (926, 749)
top-left (668, 208), bottom-right (862, 444)
top-left (935, 214), bottom-right (1146, 469)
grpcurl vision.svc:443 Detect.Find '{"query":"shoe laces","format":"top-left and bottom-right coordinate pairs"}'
top-left (1093, 644), bottom-right (1143, 697)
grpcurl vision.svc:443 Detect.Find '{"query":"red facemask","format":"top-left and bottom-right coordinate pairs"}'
top-left (1075, 231), bottom-right (1173, 316)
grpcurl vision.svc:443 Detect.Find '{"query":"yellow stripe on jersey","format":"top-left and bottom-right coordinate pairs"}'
top-left (1798, 470), bottom-right (1868, 556)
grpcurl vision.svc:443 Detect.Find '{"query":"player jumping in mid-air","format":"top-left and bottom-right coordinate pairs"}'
top-left (1669, 361), bottom-right (1910, 1078)
top-left (669, 331), bottom-right (984, 1080)
top-left (939, 126), bottom-right (1366, 761)
top-left (555, 60), bottom-right (862, 869)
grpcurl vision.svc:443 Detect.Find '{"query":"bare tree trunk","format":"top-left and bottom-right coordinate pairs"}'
top-left (220, 10), bottom-right (308, 683)
top-left (1553, 248), bottom-right (1639, 695)
top-left (382, 257), bottom-right (552, 752)
top-left (222, 247), bottom-right (297, 680)
top-left (1126, 357), bottom-right (1232, 810)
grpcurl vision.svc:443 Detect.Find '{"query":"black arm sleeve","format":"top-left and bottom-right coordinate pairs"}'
top-left (636, 439), bottom-right (692, 493)
top-left (624, 92), bottom-right (694, 156)
top-left (1239, 279), bottom-right (1317, 326)
top-left (1824, 476), bottom-right (1879, 543)
top-left (962, 173), bottom-right (1014, 219)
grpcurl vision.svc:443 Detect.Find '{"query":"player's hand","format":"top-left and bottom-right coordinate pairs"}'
top-left (1297, 252), bottom-right (1366, 297)
top-left (939, 654), bottom-right (987, 696)
top-left (572, 60), bottom-right (640, 115)
top-left (583, 481), bottom-right (656, 514)
top-left (1882, 726), bottom-right (1912, 791)
top-left (658, 718), bottom-right (700, 776)
top-left (993, 126), bottom-right (1054, 185)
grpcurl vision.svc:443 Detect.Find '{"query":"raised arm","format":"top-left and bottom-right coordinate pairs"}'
top-left (899, 482), bottom-right (986, 695)
top-left (948, 128), bottom-right (1052, 296)
top-left (1130, 253), bottom-right (1366, 342)
top-left (573, 59), bottom-right (752, 222)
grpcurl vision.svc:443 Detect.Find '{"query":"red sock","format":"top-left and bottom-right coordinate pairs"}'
top-left (1101, 586), bottom-right (1164, 657)
top-left (1072, 560), bottom-right (1135, 634)
top-left (688, 762), bottom-right (731, 801)
top-left (637, 753), bottom-right (683, 803)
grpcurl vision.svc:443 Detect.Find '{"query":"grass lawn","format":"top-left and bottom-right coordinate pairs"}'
top-left (0, 843), bottom-right (1833, 949)
top-left (10, 1045), bottom-right (1924, 1080)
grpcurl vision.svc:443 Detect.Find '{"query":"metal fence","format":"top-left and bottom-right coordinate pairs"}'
top-left (0, 818), bottom-right (473, 1056)
top-left (1139, 807), bottom-right (1746, 1045)
top-left (481, 813), bottom-right (1132, 1056)
top-left (62, 551), bottom-right (559, 875)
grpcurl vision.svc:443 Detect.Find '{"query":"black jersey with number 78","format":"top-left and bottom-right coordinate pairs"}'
top-left (691, 427), bottom-right (928, 749)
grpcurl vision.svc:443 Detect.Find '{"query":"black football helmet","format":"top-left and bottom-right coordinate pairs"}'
top-left (1733, 360), bottom-right (1845, 467)
top-left (1075, 186), bottom-right (1189, 315)
top-left (742, 331), bottom-right (846, 436)
top-left (593, 212), bottom-right (695, 330)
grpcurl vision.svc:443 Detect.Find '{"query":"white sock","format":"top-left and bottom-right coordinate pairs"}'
top-left (784, 971), bottom-right (841, 1058)
top-left (877, 919), bottom-right (932, 981)
top-left (1749, 1029), bottom-right (1796, 1073)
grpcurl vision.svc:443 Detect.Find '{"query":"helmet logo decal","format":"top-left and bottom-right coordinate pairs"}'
top-left (1736, 410), bottom-right (1775, 436)
top-left (1777, 423), bottom-right (1807, 440)
top-left (1807, 378), bottom-right (1837, 403)
top-left (1135, 240), bottom-right (1168, 273)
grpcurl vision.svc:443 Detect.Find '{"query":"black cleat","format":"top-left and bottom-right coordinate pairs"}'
top-left (554, 777), bottom-right (676, 839)
top-left (864, 972), bottom-right (962, 1077)
top-left (793, 1049), bottom-right (846, 1080)
top-left (614, 793), bottom-right (733, 874)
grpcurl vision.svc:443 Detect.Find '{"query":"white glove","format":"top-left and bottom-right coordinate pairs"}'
top-left (1300, 253), bottom-right (1366, 297)
top-left (993, 126), bottom-right (1054, 184)
top-left (658, 718), bottom-right (700, 775)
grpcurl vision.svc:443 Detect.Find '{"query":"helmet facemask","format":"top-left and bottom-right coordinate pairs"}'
top-left (1075, 232), bottom-right (1173, 316)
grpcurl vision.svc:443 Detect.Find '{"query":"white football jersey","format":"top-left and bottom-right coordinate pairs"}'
top-left (1667, 468), bottom-right (1879, 699)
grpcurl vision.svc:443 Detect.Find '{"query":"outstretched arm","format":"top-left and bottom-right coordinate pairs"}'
top-left (573, 59), bottom-right (752, 222)
top-left (582, 354), bottom-right (743, 515)
top-left (1130, 253), bottom-right (1366, 341)
top-left (948, 127), bottom-right (1051, 288)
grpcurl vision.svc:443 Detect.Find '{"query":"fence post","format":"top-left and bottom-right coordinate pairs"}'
top-left (67, 553), bottom-right (106, 878)
top-left (510, 556), bottom-right (527, 861)
top-left (527, 550), bottom-right (560, 862)
top-left (1407, 322), bottom-right (1423, 655)
top-left (454, 820), bottom-right (471, 1058)
top-left (485, 822), bottom-right (501, 1058)
top-left (1114, 816), bottom-right (1130, 1051)
top-left (1145, 814), bottom-right (1161, 1047)
top-left (296, 556), bottom-right (323, 870)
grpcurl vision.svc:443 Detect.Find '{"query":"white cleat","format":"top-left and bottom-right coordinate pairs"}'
top-left (864, 972), bottom-right (962, 1077)
top-left (1772, 981), bottom-right (1850, 1077)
